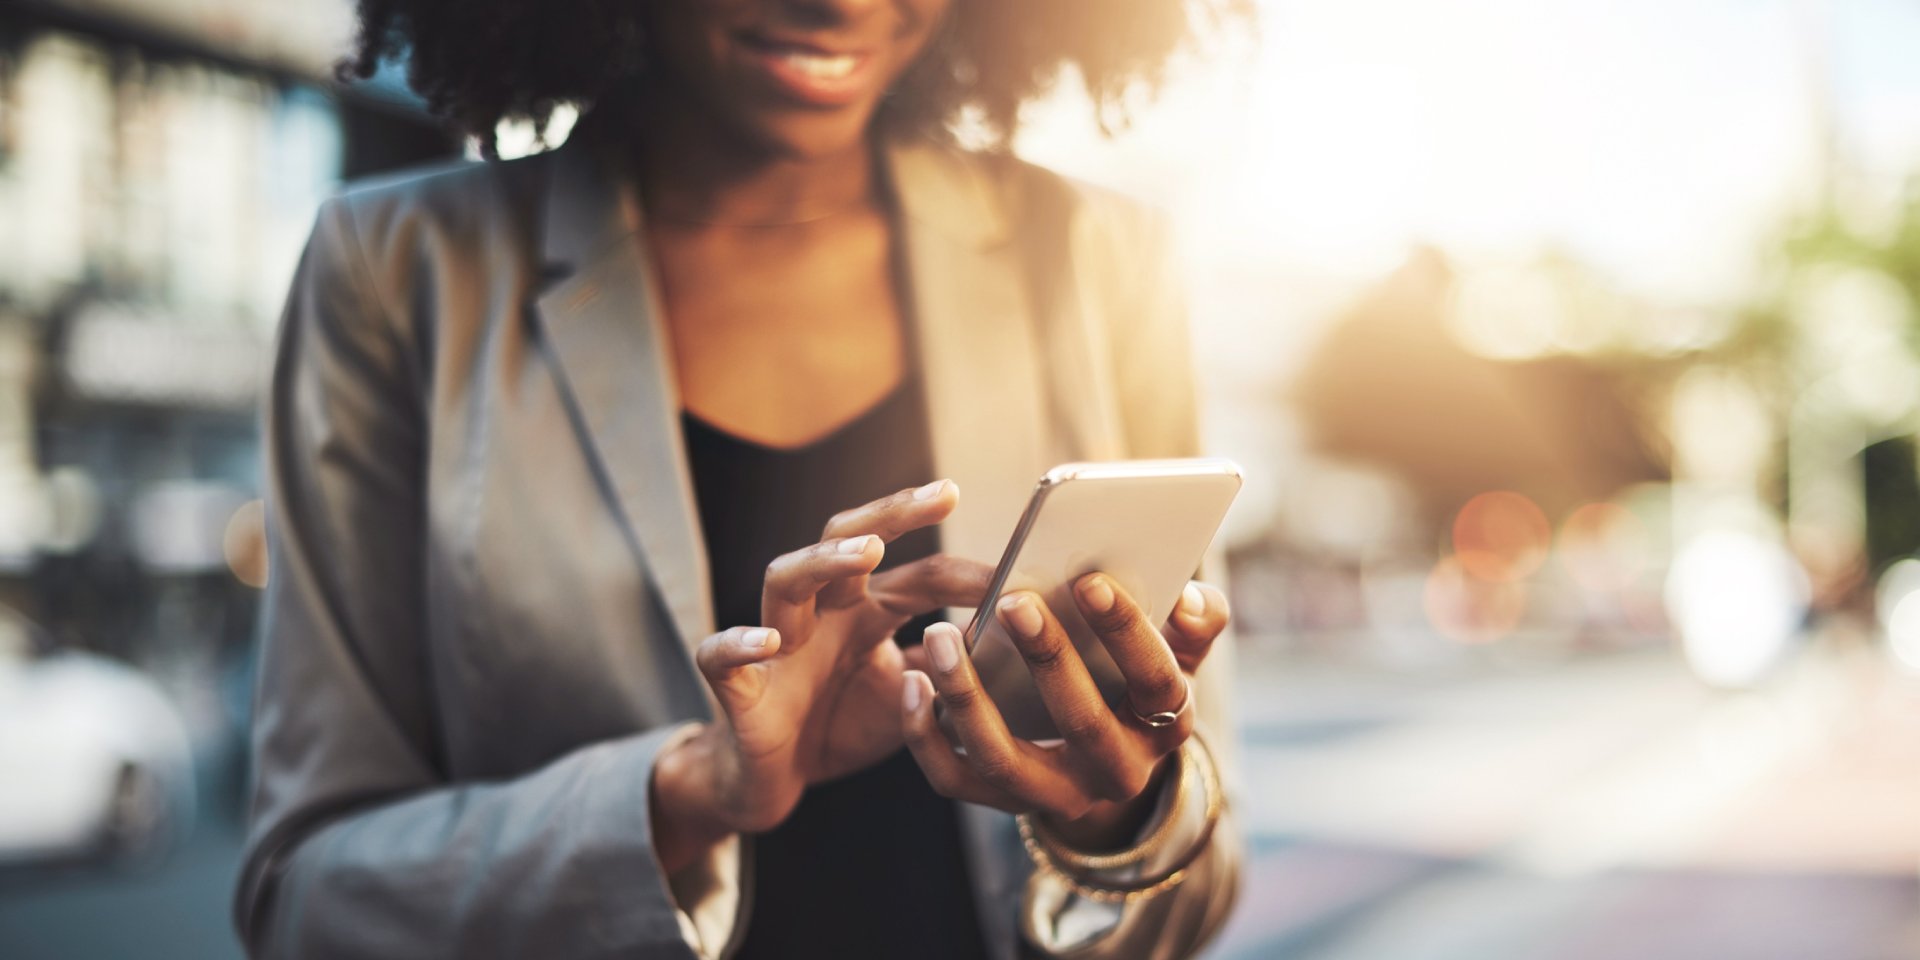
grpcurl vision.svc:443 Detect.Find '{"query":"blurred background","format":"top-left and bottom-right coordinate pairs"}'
top-left (2, 0), bottom-right (1919, 957)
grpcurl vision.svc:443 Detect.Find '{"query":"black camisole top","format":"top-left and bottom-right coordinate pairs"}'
top-left (681, 361), bottom-right (989, 958)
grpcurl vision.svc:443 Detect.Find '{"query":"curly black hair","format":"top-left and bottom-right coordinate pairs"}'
top-left (339, 1), bottom-right (1252, 155)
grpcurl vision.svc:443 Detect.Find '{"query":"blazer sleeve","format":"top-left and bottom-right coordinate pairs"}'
top-left (1018, 197), bottom-right (1244, 960)
top-left (234, 198), bottom-right (727, 959)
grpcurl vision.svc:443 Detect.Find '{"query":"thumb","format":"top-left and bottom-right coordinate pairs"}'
top-left (695, 627), bottom-right (781, 716)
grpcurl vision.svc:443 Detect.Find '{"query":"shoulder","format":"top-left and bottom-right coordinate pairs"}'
top-left (290, 153), bottom-right (553, 371)
top-left (320, 153), bottom-right (547, 262)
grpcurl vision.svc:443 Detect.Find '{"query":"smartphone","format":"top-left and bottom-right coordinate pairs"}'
top-left (957, 458), bottom-right (1242, 743)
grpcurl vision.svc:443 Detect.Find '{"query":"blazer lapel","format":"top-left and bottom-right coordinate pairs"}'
top-left (531, 140), bottom-right (715, 658)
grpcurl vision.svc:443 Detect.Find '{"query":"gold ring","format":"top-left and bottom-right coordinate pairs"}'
top-left (1130, 676), bottom-right (1191, 729)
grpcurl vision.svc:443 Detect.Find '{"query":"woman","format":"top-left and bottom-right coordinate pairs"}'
top-left (236, 1), bottom-right (1247, 957)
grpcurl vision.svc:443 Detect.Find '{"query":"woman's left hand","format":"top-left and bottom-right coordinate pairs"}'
top-left (900, 574), bottom-right (1229, 847)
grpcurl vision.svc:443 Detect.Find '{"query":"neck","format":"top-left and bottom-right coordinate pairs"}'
top-left (629, 97), bottom-right (876, 227)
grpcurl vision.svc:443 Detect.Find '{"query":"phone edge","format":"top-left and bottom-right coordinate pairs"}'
top-left (963, 473), bottom-right (1061, 653)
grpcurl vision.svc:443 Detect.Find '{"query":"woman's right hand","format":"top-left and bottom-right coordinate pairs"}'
top-left (650, 479), bottom-right (990, 871)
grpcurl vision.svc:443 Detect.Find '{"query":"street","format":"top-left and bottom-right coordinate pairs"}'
top-left (1208, 644), bottom-right (1920, 959)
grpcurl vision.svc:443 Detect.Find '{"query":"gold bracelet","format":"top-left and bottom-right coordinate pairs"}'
top-left (1015, 734), bottom-right (1224, 904)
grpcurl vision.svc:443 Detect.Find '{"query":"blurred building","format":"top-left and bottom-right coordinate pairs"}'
top-left (0, 0), bottom-right (458, 795)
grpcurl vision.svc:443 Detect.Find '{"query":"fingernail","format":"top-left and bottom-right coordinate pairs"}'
top-left (742, 628), bottom-right (774, 649)
top-left (840, 535), bottom-right (873, 554)
top-left (927, 624), bottom-right (961, 673)
top-left (913, 479), bottom-right (948, 501)
top-left (1081, 576), bottom-right (1115, 613)
top-left (1179, 583), bottom-right (1206, 619)
top-left (999, 594), bottom-right (1043, 638)
top-left (902, 672), bottom-right (924, 712)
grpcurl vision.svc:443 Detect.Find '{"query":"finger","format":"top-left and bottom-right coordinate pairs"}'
top-left (921, 622), bottom-right (1086, 818)
top-left (820, 479), bottom-right (959, 543)
top-left (761, 536), bottom-right (883, 641)
top-left (1075, 574), bottom-right (1193, 737)
top-left (852, 551), bottom-right (990, 645)
top-left (900, 670), bottom-right (1014, 810)
top-left (995, 592), bottom-right (1137, 798)
top-left (1162, 581), bottom-right (1229, 673)
top-left (867, 554), bottom-right (993, 617)
top-left (817, 480), bottom-right (959, 608)
top-left (694, 627), bottom-right (780, 716)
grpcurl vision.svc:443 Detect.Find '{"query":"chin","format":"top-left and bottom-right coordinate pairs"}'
top-left (726, 106), bottom-right (884, 161)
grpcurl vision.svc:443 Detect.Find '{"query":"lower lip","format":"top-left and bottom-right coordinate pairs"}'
top-left (743, 45), bottom-right (874, 108)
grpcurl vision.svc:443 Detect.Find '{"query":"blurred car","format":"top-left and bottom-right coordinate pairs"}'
top-left (0, 607), bottom-right (195, 869)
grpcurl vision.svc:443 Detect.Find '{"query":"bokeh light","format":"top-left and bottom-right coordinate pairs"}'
top-left (1452, 491), bottom-right (1552, 583)
top-left (1557, 501), bottom-right (1653, 595)
top-left (1874, 558), bottom-right (1920, 673)
top-left (1665, 529), bottom-right (1810, 689)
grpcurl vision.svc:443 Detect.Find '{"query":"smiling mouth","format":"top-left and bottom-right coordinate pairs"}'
top-left (739, 33), bottom-right (874, 106)
top-left (774, 48), bottom-right (859, 80)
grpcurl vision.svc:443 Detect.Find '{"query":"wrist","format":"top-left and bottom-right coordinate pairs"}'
top-left (650, 724), bottom-right (735, 874)
top-left (1040, 753), bottom-right (1177, 852)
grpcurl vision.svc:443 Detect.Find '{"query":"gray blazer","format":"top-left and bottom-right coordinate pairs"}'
top-left (237, 130), bottom-right (1240, 959)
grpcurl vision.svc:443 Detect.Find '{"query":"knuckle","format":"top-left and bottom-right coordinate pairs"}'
top-left (1016, 637), bottom-right (1068, 672)
top-left (1096, 608), bottom-right (1143, 639)
top-left (939, 682), bottom-right (985, 712)
top-left (1138, 672), bottom-right (1184, 707)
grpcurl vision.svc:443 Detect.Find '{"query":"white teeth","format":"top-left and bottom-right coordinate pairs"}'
top-left (778, 50), bottom-right (857, 80)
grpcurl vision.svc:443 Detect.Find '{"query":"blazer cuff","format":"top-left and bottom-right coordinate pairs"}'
top-left (1025, 739), bottom-right (1216, 951)
top-left (653, 723), bottom-right (745, 960)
